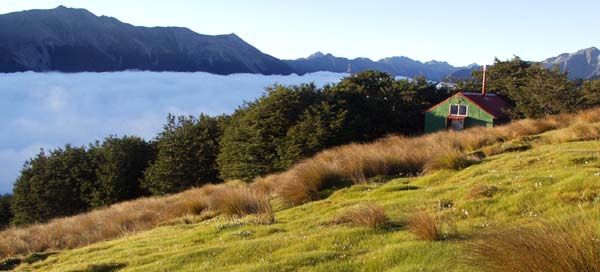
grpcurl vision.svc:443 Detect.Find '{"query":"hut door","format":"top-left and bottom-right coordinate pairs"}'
top-left (450, 119), bottom-right (464, 131)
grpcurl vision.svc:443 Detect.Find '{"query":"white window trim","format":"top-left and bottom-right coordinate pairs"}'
top-left (449, 104), bottom-right (468, 117)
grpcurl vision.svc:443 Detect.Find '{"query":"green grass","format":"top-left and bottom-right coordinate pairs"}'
top-left (14, 140), bottom-right (600, 271)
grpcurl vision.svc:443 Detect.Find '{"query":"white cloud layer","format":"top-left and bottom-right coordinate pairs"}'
top-left (0, 71), bottom-right (347, 193)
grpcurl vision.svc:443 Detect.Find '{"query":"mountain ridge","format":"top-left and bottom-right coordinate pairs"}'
top-left (283, 52), bottom-right (462, 81)
top-left (0, 6), bottom-right (598, 80)
top-left (0, 6), bottom-right (294, 75)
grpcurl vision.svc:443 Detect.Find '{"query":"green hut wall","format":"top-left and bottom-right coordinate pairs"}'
top-left (424, 95), bottom-right (495, 133)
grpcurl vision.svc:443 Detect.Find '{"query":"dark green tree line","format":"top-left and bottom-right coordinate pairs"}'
top-left (11, 136), bottom-right (155, 225)
top-left (217, 71), bottom-right (446, 181)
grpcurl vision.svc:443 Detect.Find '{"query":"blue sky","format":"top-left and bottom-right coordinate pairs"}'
top-left (0, 0), bottom-right (598, 66)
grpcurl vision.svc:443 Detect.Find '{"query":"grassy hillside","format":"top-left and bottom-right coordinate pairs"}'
top-left (12, 137), bottom-right (600, 271)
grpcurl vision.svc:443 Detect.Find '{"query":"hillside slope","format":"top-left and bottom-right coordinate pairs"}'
top-left (14, 137), bottom-right (600, 271)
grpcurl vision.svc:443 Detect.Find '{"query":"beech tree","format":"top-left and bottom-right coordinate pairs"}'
top-left (11, 146), bottom-right (95, 225)
top-left (89, 136), bottom-right (155, 207)
top-left (0, 194), bottom-right (12, 228)
top-left (142, 114), bottom-right (223, 195)
top-left (217, 84), bottom-right (321, 181)
top-left (459, 57), bottom-right (578, 118)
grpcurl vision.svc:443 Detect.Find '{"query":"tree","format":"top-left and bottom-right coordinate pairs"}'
top-left (324, 71), bottom-right (443, 144)
top-left (11, 146), bottom-right (96, 225)
top-left (458, 57), bottom-right (578, 118)
top-left (579, 78), bottom-right (600, 108)
top-left (512, 65), bottom-right (576, 118)
top-left (142, 114), bottom-right (223, 195)
top-left (277, 102), bottom-right (347, 168)
top-left (0, 194), bottom-right (12, 229)
top-left (88, 136), bottom-right (155, 207)
top-left (217, 84), bottom-right (321, 181)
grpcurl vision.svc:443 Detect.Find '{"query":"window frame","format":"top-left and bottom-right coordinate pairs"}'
top-left (449, 104), bottom-right (468, 117)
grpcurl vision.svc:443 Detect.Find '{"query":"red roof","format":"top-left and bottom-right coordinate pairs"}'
top-left (425, 92), bottom-right (509, 119)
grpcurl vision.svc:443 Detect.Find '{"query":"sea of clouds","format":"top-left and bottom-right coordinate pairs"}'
top-left (0, 71), bottom-right (347, 193)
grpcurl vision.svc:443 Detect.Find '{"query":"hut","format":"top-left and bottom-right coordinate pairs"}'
top-left (424, 65), bottom-right (509, 132)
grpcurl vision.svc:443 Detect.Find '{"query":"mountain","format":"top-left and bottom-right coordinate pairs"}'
top-left (445, 63), bottom-right (481, 80)
top-left (0, 6), bottom-right (294, 75)
top-left (284, 52), bottom-right (463, 81)
top-left (541, 47), bottom-right (600, 79)
top-left (287, 47), bottom-right (600, 81)
top-left (1, 6), bottom-right (598, 81)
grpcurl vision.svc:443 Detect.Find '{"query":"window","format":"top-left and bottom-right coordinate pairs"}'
top-left (449, 104), bottom-right (468, 116)
top-left (459, 105), bottom-right (467, 116)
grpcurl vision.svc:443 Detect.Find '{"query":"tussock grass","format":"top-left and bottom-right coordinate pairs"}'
top-left (467, 220), bottom-right (600, 272)
top-left (271, 108), bottom-right (600, 205)
top-left (332, 203), bottom-right (389, 229)
top-left (481, 139), bottom-right (532, 157)
top-left (408, 211), bottom-right (442, 241)
top-left (424, 145), bottom-right (476, 172)
top-left (0, 182), bottom-right (276, 258)
top-left (207, 186), bottom-right (273, 219)
top-left (0, 188), bottom-right (208, 258)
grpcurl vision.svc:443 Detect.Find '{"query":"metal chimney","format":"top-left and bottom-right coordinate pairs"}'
top-left (481, 65), bottom-right (487, 96)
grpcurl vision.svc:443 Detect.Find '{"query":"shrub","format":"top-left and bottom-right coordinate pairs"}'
top-left (408, 211), bottom-right (441, 241)
top-left (466, 220), bottom-right (600, 272)
top-left (333, 203), bottom-right (389, 229)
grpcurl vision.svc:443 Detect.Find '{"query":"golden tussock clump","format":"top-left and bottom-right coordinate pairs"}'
top-left (332, 203), bottom-right (389, 229)
top-left (466, 220), bottom-right (600, 272)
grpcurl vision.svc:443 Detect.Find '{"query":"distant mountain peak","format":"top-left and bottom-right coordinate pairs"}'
top-left (50, 5), bottom-right (92, 14)
top-left (580, 47), bottom-right (599, 53)
top-left (425, 60), bottom-right (450, 66)
top-left (542, 46), bottom-right (600, 79)
top-left (307, 52), bottom-right (325, 59)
